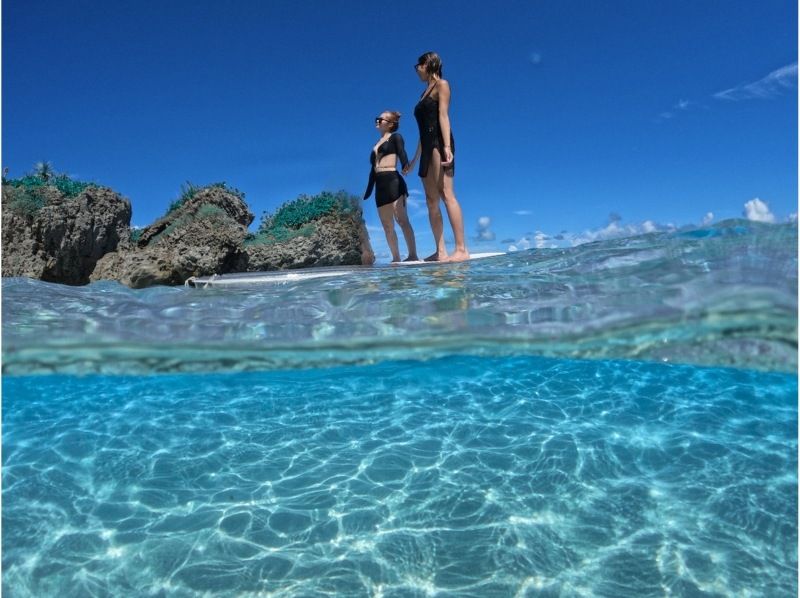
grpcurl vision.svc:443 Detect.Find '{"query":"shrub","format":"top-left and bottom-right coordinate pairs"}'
top-left (3, 167), bottom-right (97, 216)
top-left (259, 190), bottom-right (357, 233)
top-left (149, 203), bottom-right (229, 245)
top-left (166, 181), bottom-right (246, 216)
top-left (245, 223), bottom-right (317, 246)
top-left (5, 173), bottom-right (95, 198)
top-left (166, 182), bottom-right (200, 215)
top-left (3, 186), bottom-right (47, 216)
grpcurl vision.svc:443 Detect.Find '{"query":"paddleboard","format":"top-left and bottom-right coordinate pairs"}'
top-left (391, 252), bottom-right (505, 266)
top-left (186, 252), bottom-right (506, 288)
top-left (186, 269), bottom-right (355, 288)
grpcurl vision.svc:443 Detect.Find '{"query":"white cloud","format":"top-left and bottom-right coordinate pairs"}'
top-left (789, 213), bottom-right (798, 223)
top-left (568, 215), bottom-right (677, 246)
top-left (743, 198), bottom-right (776, 223)
top-left (507, 231), bottom-right (560, 251)
top-left (507, 236), bottom-right (530, 252)
top-left (570, 221), bottom-right (627, 245)
top-left (476, 216), bottom-right (495, 241)
top-left (657, 99), bottom-right (694, 121)
top-left (408, 188), bottom-right (423, 196)
top-left (506, 209), bottom-right (737, 252)
top-left (534, 231), bottom-right (550, 248)
top-left (513, 210), bottom-right (533, 216)
top-left (657, 63), bottom-right (796, 123)
top-left (405, 196), bottom-right (424, 211)
top-left (714, 63), bottom-right (798, 101)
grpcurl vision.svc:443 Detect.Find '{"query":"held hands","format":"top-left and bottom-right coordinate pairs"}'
top-left (403, 158), bottom-right (417, 175)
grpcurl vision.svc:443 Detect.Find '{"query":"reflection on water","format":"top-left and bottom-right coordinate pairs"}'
top-left (3, 221), bottom-right (797, 375)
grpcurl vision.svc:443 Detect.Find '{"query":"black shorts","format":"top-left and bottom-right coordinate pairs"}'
top-left (375, 171), bottom-right (408, 208)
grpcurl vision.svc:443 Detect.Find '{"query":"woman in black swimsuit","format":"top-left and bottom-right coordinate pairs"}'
top-left (364, 110), bottom-right (418, 262)
top-left (404, 52), bottom-right (469, 262)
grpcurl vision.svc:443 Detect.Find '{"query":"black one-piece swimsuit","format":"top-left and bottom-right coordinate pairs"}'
top-left (413, 85), bottom-right (455, 178)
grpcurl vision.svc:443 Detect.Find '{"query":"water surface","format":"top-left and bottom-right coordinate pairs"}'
top-left (3, 221), bottom-right (797, 596)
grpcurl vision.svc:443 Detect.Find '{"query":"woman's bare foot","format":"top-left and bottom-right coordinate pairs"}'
top-left (424, 252), bottom-right (447, 262)
top-left (444, 249), bottom-right (470, 262)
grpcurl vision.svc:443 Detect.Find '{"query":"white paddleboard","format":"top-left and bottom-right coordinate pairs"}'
top-left (186, 269), bottom-right (355, 288)
top-left (186, 252), bottom-right (506, 288)
top-left (390, 252), bottom-right (505, 266)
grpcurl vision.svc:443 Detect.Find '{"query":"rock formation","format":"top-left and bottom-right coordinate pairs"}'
top-left (3, 178), bottom-right (375, 288)
top-left (91, 186), bottom-right (254, 288)
top-left (2, 185), bottom-right (131, 285)
top-left (242, 212), bottom-right (375, 271)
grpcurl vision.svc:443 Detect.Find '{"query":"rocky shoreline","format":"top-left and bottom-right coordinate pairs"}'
top-left (2, 179), bottom-right (375, 288)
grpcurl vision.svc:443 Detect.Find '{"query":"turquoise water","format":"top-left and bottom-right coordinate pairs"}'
top-left (3, 221), bottom-right (797, 596)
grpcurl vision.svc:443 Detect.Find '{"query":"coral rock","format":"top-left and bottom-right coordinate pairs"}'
top-left (2, 186), bottom-right (131, 285)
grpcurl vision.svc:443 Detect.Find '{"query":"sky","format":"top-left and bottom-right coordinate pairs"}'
top-left (3, 0), bottom-right (797, 260)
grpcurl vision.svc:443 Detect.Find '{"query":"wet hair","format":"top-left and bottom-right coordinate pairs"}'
top-left (417, 51), bottom-right (443, 78)
top-left (383, 111), bottom-right (401, 132)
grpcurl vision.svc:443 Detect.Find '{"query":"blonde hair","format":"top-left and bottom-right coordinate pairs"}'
top-left (383, 111), bottom-right (401, 132)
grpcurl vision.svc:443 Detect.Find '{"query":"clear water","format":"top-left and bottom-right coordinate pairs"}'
top-left (3, 221), bottom-right (797, 596)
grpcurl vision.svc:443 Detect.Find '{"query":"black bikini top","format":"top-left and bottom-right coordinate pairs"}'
top-left (364, 133), bottom-right (409, 199)
top-left (370, 133), bottom-right (409, 169)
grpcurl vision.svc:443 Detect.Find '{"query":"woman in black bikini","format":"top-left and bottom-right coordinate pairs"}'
top-left (364, 110), bottom-right (418, 262)
top-left (404, 52), bottom-right (469, 262)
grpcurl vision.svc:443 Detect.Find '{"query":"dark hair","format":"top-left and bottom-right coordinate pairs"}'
top-left (383, 111), bottom-right (401, 132)
top-left (417, 51), bottom-right (443, 78)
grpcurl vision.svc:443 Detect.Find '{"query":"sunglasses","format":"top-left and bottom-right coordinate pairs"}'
top-left (414, 63), bottom-right (425, 71)
top-left (375, 117), bottom-right (395, 124)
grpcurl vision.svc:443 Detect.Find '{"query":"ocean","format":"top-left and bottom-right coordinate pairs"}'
top-left (2, 220), bottom-right (797, 597)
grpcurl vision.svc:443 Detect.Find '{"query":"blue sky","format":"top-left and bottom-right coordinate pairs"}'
top-left (3, 0), bottom-right (797, 259)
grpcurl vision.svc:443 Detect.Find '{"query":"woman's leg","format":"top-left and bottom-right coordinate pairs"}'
top-left (440, 168), bottom-right (469, 262)
top-left (421, 151), bottom-right (448, 261)
top-left (393, 195), bottom-right (418, 261)
top-left (378, 202), bottom-right (401, 262)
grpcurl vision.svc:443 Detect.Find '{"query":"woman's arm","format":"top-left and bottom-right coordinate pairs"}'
top-left (403, 140), bottom-right (421, 175)
top-left (394, 133), bottom-right (410, 170)
top-left (437, 79), bottom-right (454, 165)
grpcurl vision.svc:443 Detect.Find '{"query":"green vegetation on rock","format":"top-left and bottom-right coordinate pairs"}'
top-left (3, 165), bottom-right (98, 216)
top-left (153, 203), bottom-right (230, 244)
top-left (3, 186), bottom-right (48, 216)
top-left (6, 174), bottom-right (95, 198)
top-left (166, 181), bottom-right (246, 215)
top-left (248, 190), bottom-right (358, 246)
top-left (245, 223), bottom-right (318, 246)
top-left (196, 204), bottom-right (226, 219)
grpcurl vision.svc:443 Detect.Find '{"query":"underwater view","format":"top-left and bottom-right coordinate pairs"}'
top-left (3, 221), bottom-right (797, 597)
